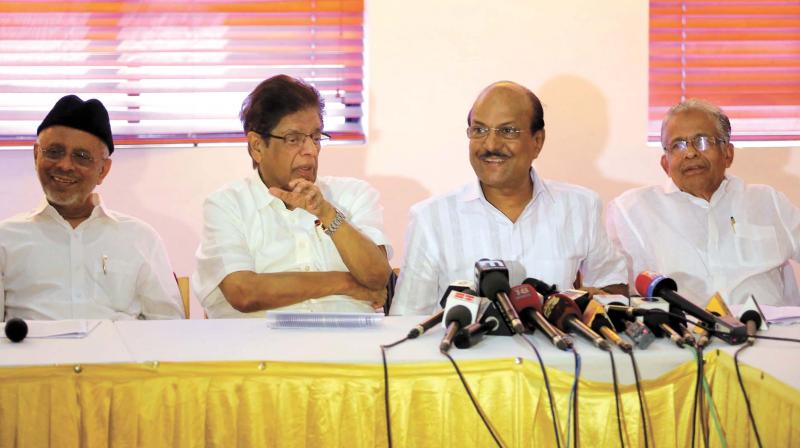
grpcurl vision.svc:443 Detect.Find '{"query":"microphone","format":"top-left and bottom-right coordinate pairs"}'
top-left (4, 317), bottom-right (28, 343)
top-left (439, 290), bottom-right (480, 352)
top-left (668, 306), bottom-right (697, 347)
top-left (737, 295), bottom-right (768, 345)
top-left (475, 259), bottom-right (525, 334)
top-left (693, 292), bottom-right (732, 348)
top-left (620, 298), bottom-right (685, 347)
top-left (739, 310), bottom-right (762, 346)
top-left (509, 283), bottom-right (572, 350)
top-left (541, 291), bottom-right (610, 350)
top-left (635, 271), bottom-right (747, 345)
top-left (574, 296), bottom-right (632, 352)
top-left (605, 303), bottom-right (655, 350)
top-left (407, 280), bottom-right (474, 339)
top-left (454, 317), bottom-right (500, 349)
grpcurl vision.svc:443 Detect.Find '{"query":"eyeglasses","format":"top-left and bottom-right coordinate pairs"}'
top-left (665, 135), bottom-right (726, 154)
top-left (265, 131), bottom-right (331, 148)
top-left (40, 146), bottom-right (103, 167)
top-left (466, 126), bottom-right (526, 140)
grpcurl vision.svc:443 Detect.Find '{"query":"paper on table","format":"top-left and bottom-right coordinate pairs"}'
top-left (0, 320), bottom-right (101, 339)
top-left (265, 311), bottom-right (383, 329)
top-left (729, 304), bottom-right (800, 325)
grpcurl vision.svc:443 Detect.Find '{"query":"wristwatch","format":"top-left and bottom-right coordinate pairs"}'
top-left (323, 208), bottom-right (346, 236)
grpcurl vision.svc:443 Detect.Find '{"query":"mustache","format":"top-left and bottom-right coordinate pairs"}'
top-left (478, 151), bottom-right (511, 160)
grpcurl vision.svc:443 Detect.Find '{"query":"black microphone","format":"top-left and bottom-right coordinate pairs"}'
top-left (577, 297), bottom-right (633, 352)
top-left (454, 317), bottom-right (500, 349)
top-left (474, 259), bottom-right (525, 334)
top-left (407, 280), bottom-right (473, 339)
top-left (740, 310), bottom-right (763, 346)
top-left (509, 283), bottom-right (571, 350)
top-left (439, 291), bottom-right (480, 353)
top-left (4, 317), bottom-right (28, 343)
top-left (669, 306), bottom-right (697, 347)
top-left (605, 302), bottom-right (655, 350)
top-left (635, 271), bottom-right (747, 345)
top-left (540, 291), bottom-right (610, 350)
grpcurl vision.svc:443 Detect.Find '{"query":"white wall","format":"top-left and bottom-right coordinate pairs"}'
top-left (2, 1), bottom-right (798, 318)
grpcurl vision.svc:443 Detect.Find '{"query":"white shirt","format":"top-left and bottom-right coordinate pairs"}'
top-left (606, 176), bottom-right (800, 306)
top-left (192, 173), bottom-right (393, 318)
top-left (0, 195), bottom-right (184, 321)
top-left (390, 169), bottom-right (627, 315)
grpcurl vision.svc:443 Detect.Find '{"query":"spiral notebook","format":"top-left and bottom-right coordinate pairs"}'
top-left (265, 311), bottom-right (383, 329)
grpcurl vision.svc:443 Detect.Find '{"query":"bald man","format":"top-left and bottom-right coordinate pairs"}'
top-left (390, 81), bottom-right (627, 315)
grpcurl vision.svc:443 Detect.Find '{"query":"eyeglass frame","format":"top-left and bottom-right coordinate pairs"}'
top-left (261, 131), bottom-right (332, 148)
top-left (38, 145), bottom-right (107, 168)
top-left (466, 125), bottom-right (529, 140)
top-left (664, 134), bottom-right (727, 154)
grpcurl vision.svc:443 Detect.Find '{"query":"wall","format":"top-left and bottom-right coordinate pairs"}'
top-left (1, 1), bottom-right (798, 318)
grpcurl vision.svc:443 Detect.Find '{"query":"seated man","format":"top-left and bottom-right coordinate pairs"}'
top-left (0, 95), bottom-right (184, 320)
top-left (607, 99), bottom-right (800, 306)
top-left (390, 81), bottom-right (627, 315)
top-left (193, 75), bottom-right (392, 317)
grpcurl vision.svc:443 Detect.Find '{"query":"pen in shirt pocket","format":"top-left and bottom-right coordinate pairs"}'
top-left (102, 255), bottom-right (108, 275)
top-left (730, 216), bottom-right (736, 234)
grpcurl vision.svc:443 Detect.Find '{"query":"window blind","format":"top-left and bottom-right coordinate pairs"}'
top-left (650, 0), bottom-right (800, 142)
top-left (0, 0), bottom-right (365, 147)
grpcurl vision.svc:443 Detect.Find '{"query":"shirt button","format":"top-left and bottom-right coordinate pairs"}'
top-left (304, 266), bottom-right (310, 272)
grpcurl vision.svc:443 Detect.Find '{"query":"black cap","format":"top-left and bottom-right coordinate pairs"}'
top-left (37, 95), bottom-right (114, 154)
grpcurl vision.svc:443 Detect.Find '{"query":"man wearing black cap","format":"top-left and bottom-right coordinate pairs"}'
top-left (0, 95), bottom-right (184, 320)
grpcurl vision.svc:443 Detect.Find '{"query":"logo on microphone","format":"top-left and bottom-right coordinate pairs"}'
top-left (544, 296), bottom-right (558, 317)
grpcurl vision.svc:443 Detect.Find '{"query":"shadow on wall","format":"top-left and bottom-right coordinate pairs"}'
top-left (534, 74), bottom-right (640, 203)
top-left (319, 143), bottom-right (431, 265)
top-left (729, 147), bottom-right (800, 208)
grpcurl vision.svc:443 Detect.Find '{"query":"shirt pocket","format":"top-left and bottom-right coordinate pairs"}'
top-left (92, 257), bottom-right (140, 312)
top-left (734, 223), bottom-right (782, 266)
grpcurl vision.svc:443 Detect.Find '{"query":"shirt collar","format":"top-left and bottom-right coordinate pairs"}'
top-left (458, 167), bottom-right (552, 205)
top-left (662, 175), bottom-right (731, 207)
top-left (30, 193), bottom-right (116, 223)
top-left (248, 171), bottom-right (282, 210)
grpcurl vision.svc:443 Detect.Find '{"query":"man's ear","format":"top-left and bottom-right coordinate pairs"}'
top-left (32, 143), bottom-right (39, 163)
top-left (246, 131), bottom-right (265, 164)
top-left (97, 158), bottom-right (113, 185)
top-left (724, 142), bottom-right (734, 168)
top-left (531, 128), bottom-right (546, 160)
top-left (660, 153), bottom-right (670, 175)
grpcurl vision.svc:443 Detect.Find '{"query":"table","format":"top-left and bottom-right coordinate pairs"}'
top-left (1, 317), bottom-right (799, 447)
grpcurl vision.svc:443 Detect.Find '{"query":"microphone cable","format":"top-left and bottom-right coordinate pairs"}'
top-left (627, 351), bottom-right (650, 448)
top-left (441, 350), bottom-right (507, 448)
top-left (689, 344), bottom-right (708, 448)
top-left (733, 343), bottom-right (763, 448)
top-left (565, 347), bottom-right (582, 448)
top-left (689, 346), bottom-right (729, 448)
top-left (607, 350), bottom-right (625, 448)
top-left (518, 334), bottom-right (563, 448)
top-left (379, 336), bottom-right (409, 448)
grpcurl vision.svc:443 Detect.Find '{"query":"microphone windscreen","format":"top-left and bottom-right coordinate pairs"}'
top-left (481, 271), bottom-right (510, 300)
top-left (523, 278), bottom-right (556, 297)
top-left (740, 310), bottom-right (762, 328)
top-left (5, 317), bottom-right (28, 343)
top-left (634, 271), bottom-right (657, 297)
top-left (605, 301), bottom-right (633, 331)
top-left (445, 305), bottom-right (473, 327)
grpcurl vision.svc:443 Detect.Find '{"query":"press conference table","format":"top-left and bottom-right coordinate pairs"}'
top-left (1, 317), bottom-right (799, 447)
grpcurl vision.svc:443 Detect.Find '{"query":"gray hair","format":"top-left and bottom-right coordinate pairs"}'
top-left (660, 98), bottom-right (731, 145)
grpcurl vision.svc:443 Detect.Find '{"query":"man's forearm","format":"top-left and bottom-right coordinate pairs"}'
top-left (219, 270), bottom-right (380, 313)
top-left (318, 206), bottom-right (391, 290)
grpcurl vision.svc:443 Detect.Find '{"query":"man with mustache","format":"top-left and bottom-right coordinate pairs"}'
top-left (607, 99), bottom-right (800, 306)
top-left (390, 81), bottom-right (627, 315)
top-left (0, 95), bottom-right (184, 320)
top-left (193, 75), bottom-right (392, 317)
